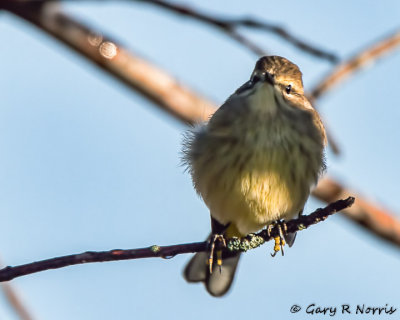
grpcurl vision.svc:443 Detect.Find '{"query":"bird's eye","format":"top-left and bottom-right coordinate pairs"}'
top-left (285, 84), bottom-right (292, 94)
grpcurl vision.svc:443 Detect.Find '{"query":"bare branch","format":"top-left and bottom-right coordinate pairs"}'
top-left (135, 0), bottom-right (338, 62)
top-left (309, 29), bottom-right (400, 102)
top-left (225, 28), bottom-right (266, 56)
top-left (1, 1), bottom-right (216, 125)
top-left (307, 29), bottom-right (400, 153)
top-left (313, 178), bottom-right (400, 247)
top-left (1, 284), bottom-right (34, 320)
top-left (0, 198), bottom-right (354, 282)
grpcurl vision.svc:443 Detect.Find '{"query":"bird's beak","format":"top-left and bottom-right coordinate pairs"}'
top-left (263, 72), bottom-right (275, 85)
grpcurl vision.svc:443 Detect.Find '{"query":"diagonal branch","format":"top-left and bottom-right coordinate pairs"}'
top-left (0, 198), bottom-right (354, 282)
top-left (1, 1), bottom-right (216, 125)
top-left (1, 284), bottom-right (34, 320)
top-left (309, 29), bottom-right (400, 102)
top-left (307, 29), bottom-right (400, 153)
top-left (313, 178), bottom-right (400, 246)
top-left (2, 3), bottom-right (400, 249)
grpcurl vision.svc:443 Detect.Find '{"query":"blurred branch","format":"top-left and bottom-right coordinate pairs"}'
top-left (309, 29), bottom-right (400, 102)
top-left (2, 3), bottom-right (400, 248)
top-left (0, 198), bottom-right (354, 282)
top-left (313, 178), bottom-right (400, 246)
top-left (135, 0), bottom-right (339, 62)
top-left (1, 1), bottom-right (216, 125)
top-left (308, 29), bottom-right (400, 154)
top-left (1, 284), bottom-right (34, 320)
top-left (0, 261), bottom-right (34, 320)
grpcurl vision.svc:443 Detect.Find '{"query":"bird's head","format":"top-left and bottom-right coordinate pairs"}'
top-left (251, 55), bottom-right (304, 96)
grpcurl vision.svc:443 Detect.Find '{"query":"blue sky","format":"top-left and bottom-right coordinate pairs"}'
top-left (1, 1), bottom-right (400, 319)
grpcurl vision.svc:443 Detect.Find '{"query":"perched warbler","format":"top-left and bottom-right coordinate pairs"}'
top-left (182, 56), bottom-right (326, 297)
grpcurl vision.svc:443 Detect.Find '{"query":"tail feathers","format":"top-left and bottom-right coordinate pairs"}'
top-left (184, 251), bottom-right (208, 283)
top-left (184, 251), bottom-right (241, 297)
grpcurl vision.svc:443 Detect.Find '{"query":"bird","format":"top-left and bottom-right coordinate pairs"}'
top-left (182, 56), bottom-right (326, 297)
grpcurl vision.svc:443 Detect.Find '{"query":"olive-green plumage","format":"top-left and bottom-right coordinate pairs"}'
top-left (183, 56), bottom-right (326, 297)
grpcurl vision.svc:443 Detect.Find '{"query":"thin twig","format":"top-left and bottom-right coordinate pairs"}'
top-left (135, 0), bottom-right (339, 62)
top-left (309, 29), bottom-right (400, 102)
top-left (228, 197), bottom-right (355, 252)
top-left (3, 3), bottom-right (400, 249)
top-left (0, 198), bottom-right (354, 282)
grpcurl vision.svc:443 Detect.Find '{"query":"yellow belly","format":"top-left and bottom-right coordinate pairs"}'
top-left (200, 146), bottom-right (311, 236)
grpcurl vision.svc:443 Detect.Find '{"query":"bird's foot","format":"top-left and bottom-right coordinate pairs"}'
top-left (268, 220), bottom-right (287, 257)
top-left (208, 234), bottom-right (226, 274)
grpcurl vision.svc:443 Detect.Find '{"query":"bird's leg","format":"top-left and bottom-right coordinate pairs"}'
top-left (269, 220), bottom-right (288, 257)
top-left (208, 217), bottom-right (229, 274)
top-left (208, 234), bottom-right (226, 274)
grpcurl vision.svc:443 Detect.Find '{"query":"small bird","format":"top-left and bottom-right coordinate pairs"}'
top-left (182, 56), bottom-right (326, 297)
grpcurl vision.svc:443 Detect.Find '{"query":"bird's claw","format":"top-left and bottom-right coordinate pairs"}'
top-left (269, 220), bottom-right (287, 257)
top-left (208, 234), bottom-right (226, 274)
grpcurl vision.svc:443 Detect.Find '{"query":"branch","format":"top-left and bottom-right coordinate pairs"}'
top-left (307, 29), bottom-right (400, 153)
top-left (309, 29), bottom-right (400, 102)
top-left (1, 1), bottom-right (216, 125)
top-left (135, 0), bottom-right (339, 62)
top-left (1, 283), bottom-right (34, 320)
top-left (313, 178), bottom-right (400, 247)
top-left (0, 198), bottom-right (354, 282)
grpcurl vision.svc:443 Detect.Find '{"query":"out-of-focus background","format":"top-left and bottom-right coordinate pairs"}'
top-left (1, 1), bottom-right (400, 319)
